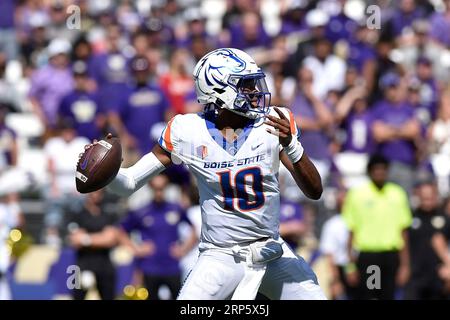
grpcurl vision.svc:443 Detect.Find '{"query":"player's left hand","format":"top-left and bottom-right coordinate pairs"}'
top-left (265, 107), bottom-right (292, 147)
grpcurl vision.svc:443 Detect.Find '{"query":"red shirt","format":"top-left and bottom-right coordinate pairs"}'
top-left (159, 73), bottom-right (194, 114)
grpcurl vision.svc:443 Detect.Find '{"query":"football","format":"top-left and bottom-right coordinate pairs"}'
top-left (75, 136), bottom-right (122, 194)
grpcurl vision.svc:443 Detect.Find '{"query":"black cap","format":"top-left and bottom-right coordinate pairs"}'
top-left (367, 154), bottom-right (389, 172)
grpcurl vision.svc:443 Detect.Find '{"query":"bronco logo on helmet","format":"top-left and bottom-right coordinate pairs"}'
top-left (193, 48), bottom-right (271, 120)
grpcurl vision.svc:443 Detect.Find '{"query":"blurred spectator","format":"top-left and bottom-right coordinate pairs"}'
top-left (279, 198), bottom-right (306, 252)
top-left (407, 77), bottom-right (431, 127)
top-left (0, 104), bottom-right (34, 197)
top-left (429, 0), bottom-right (450, 47)
top-left (228, 11), bottom-right (271, 51)
top-left (445, 197), bottom-right (450, 218)
top-left (177, 7), bottom-right (215, 50)
top-left (324, 1), bottom-right (358, 44)
top-left (344, 23), bottom-right (377, 93)
top-left (303, 36), bottom-right (346, 99)
top-left (221, 0), bottom-right (261, 31)
top-left (0, 53), bottom-right (23, 111)
top-left (43, 118), bottom-right (89, 246)
top-left (265, 36), bottom-right (296, 107)
top-left (319, 188), bottom-right (354, 300)
top-left (189, 34), bottom-right (212, 63)
top-left (116, 0), bottom-right (142, 34)
top-left (0, 104), bottom-right (18, 170)
top-left (0, 194), bottom-right (23, 300)
top-left (386, 0), bottom-right (426, 39)
top-left (371, 72), bottom-right (421, 193)
top-left (19, 11), bottom-right (50, 69)
top-left (143, 5), bottom-right (176, 50)
top-left (284, 8), bottom-right (329, 78)
top-left (279, 0), bottom-right (308, 36)
top-left (405, 181), bottom-right (448, 299)
top-left (159, 48), bottom-right (195, 115)
top-left (395, 19), bottom-right (432, 71)
top-left (119, 174), bottom-right (197, 300)
top-left (335, 85), bottom-right (374, 154)
top-left (371, 36), bottom-right (397, 102)
top-left (342, 154), bottom-right (412, 300)
top-left (108, 55), bottom-right (170, 162)
top-left (415, 57), bottom-right (439, 121)
top-left (28, 38), bottom-right (74, 129)
top-left (0, 0), bottom-right (18, 61)
top-left (429, 89), bottom-right (450, 156)
top-left (92, 23), bottom-right (130, 112)
top-left (431, 204), bottom-right (450, 296)
top-left (71, 35), bottom-right (95, 77)
top-left (16, 0), bottom-right (49, 42)
top-left (429, 89), bottom-right (450, 196)
top-left (58, 60), bottom-right (106, 141)
top-left (47, 0), bottom-right (80, 43)
top-left (291, 67), bottom-right (334, 183)
top-left (131, 29), bottom-right (150, 57)
top-left (68, 190), bottom-right (119, 300)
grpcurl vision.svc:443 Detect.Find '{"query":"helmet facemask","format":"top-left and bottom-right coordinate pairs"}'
top-left (228, 73), bottom-right (271, 120)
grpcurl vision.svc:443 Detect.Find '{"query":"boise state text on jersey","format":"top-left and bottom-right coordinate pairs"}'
top-left (203, 154), bottom-right (266, 168)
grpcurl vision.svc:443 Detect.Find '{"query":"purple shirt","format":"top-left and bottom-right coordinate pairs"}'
top-left (420, 78), bottom-right (439, 120)
top-left (429, 12), bottom-right (450, 47)
top-left (176, 31), bottom-right (217, 49)
top-left (90, 53), bottom-right (130, 87)
top-left (342, 111), bottom-right (374, 154)
top-left (0, 0), bottom-right (14, 29)
top-left (279, 200), bottom-right (304, 250)
top-left (325, 14), bottom-right (358, 43)
top-left (28, 64), bottom-right (74, 126)
top-left (121, 201), bottom-right (190, 276)
top-left (390, 8), bottom-right (425, 37)
top-left (59, 90), bottom-right (104, 140)
top-left (371, 100), bottom-right (417, 165)
top-left (347, 40), bottom-right (376, 73)
top-left (229, 23), bottom-right (271, 50)
top-left (280, 20), bottom-right (307, 36)
top-left (118, 83), bottom-right (169, 154)
top-left (290, 93), bottom-right (330, 160)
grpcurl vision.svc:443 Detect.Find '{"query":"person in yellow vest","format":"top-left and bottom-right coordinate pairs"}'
top-left (342, 154), bottom-right (412, 300)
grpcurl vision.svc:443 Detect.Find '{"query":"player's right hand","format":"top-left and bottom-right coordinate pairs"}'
top-left (265, 107), bottom-right (292, 147)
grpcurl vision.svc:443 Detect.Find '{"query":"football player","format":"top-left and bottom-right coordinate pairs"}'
top-left (84, 48), bottom-right (326, 300)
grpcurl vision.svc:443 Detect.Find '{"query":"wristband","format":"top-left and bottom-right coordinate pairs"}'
top-left (284, 136), bottom-right (304, 164)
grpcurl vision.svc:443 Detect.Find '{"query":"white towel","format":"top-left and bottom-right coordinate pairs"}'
top-left (231, 255), bottom-right (267, 300)
top-left (231, 239), bottom-right (283, 300)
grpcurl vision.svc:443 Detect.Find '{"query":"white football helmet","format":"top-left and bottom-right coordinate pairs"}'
top-left (193, 48), bottom-right (271, 119)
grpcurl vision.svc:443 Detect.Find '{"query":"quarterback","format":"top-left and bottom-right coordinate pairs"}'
top-left (94, 48), bottom-right (326, 299)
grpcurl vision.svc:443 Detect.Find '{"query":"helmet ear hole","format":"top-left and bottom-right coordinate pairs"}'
top-left (213, 88), bottom-right (225, 94)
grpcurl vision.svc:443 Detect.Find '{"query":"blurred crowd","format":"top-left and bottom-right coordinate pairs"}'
top-left (1, 0), bottom-right (450, 300)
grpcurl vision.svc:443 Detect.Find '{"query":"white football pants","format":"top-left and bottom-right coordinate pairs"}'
top-left (177, 239), bottom-right (327, 300)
